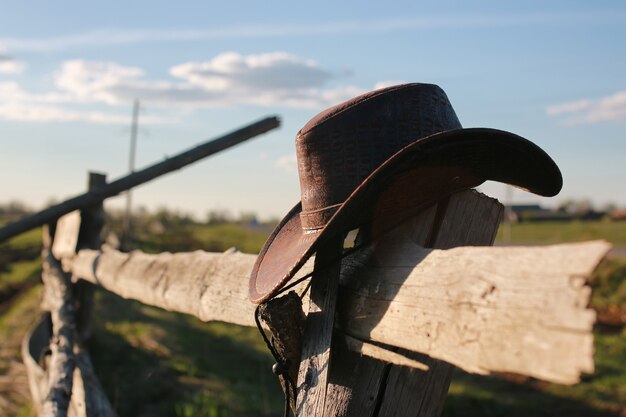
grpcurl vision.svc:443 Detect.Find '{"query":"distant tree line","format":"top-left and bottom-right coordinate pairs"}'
top-left (0, 201), bottom-right (32, 221)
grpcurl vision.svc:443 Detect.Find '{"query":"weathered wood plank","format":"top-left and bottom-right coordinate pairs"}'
top-left (68, 236), bottom-right (609, 385)
top-left (296, 239), bottom-right (344, 417)
top-left (258, 292), bottom-right (434, 416)
top-left (40, 252), bottom-right (76, 417)
top-left (71, 247), bottom-right (264, 327)
top-left (320, 204), bottom-right (440, 417)
top-left (342, 240), bottom-right (606, 384)
top-left (22, 314), bottom-right (52, 415)
top-left (69, 344), bottom-right (117, 417)
top-left (74, 172), bottom-right (107, 341)
top-left (343, 336), bottom-right (429, 371)
top-left (374, 191), bottom-right (502, 417)
top-left (257, 292), bottom-right (305, 414)
top-left (22, 316), bottom-right (117, 417)
top-left (27, 222), bottom-right (117, 417)
top-left (51, 211), bottom-right (81, 261)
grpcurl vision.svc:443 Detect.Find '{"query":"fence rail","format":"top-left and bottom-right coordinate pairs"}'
top-left (66, 236), bottom-right (609, 384)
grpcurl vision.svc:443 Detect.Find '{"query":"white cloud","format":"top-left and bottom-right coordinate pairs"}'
top-left (49, 53), bottom-right (362, 109)
top-left (546, 99), bottom-right (592, 116)
top-left (0, 81), bottom-right (79, 104)
top-left (0, 52), bottom-right (25, 74)
top-left (0, 51), bottom-right (378, 123)
top-left (55, 60), bottom-right (144, 104)
top-left (275, 154), bottom-right (298, 173)
top-left (0, 80), bottom-right (168, 124)
top-left (547, 91), bottom-right (626, 124)
top-left (171, 52), bottom-right (331, 91)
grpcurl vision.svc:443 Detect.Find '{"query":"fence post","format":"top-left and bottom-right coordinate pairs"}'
top-left (291, 190), bottom-right (502, 417)
top-left (296, 238), bottom-right (344, 417)
top-left (75, 172), bottom-right (107, 340)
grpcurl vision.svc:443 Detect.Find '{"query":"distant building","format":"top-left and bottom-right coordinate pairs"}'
top-left (611, 209), bottom-right (626, 221)
top-left (577, 209), bottom-right (606, 221)
top-left (509, 204), bottom-right (542, 220)
top-left (507, 204), bottom-right (573, 223)
top-left (523, 210), bottom-right (575, 222)
top-left (507, 204), bottom-right (607, 223)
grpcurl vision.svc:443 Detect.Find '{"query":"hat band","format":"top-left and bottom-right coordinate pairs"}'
top-left (300, 203), bottom-right (342, 230)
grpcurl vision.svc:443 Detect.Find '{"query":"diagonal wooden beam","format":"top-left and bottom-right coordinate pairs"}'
top-left (0, 116), bottom-right (280, 243)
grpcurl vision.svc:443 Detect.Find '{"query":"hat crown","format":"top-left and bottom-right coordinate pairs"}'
top-left (295, 83), bottom-right (462, 229)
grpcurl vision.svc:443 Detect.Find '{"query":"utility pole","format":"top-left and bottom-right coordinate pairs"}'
top-left (503, 184), bottom-right (513, 243)
top-left (123, 99), bottom-right (140, 248)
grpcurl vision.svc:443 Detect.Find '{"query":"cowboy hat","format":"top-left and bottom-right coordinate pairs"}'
top-left (249, 83), bottom-right (562, 303)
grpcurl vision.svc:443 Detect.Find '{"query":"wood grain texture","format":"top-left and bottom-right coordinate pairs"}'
top-left (374, 190), bottom-right (501, 417)
top-left (341, 241), bottom-right (606, 385)
top-left (343, 336), bottom-right (429, 371)
top-left (22, 314), bottom-right (52, 415)
top-left (27, 220), bottom-right (117, 417)
top-left (71, 247), bottom-right (263, 327)
top-left (67, 214), bottom-right (609, 385)
top-left (69, 344), bottom-right (117, 417)
top-left (75, 172), bottom-right (107, 341)
top-left (22, 316), bottom-right (117, 417)
top-left (40, 252), bottom-right (76, 417)
top-left (257, 292), bottom-right (306, 414)
top-left (296, 239), bottom-right (344, 417)
top-left (51, 211), bottom-right (81, 261)
top-left (319, 204), bottom-right (440, 417)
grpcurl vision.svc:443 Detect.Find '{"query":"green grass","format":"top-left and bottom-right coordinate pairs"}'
top-left (591, 257), bottom-right (626, 309)
top-left (0, 258), bottom-right (41, 293)
top-left (0, 226), bottom-right (41, 291)
top-left (89, 290), bottom-right (283, 417)
top-left (0, 285), bottom-right (41, 417)
top-left (3, 227), bottom-right (42, 251)
top-left (496, 220), bottom-right (626, 246)
top-left (0, 285), bottom-right (41, 336)
top-left (191, 224), bottom-right (270, 254)
top-left (445, 329), bottom-right (626, 417)
top-left (0, 224), bottom-right (45, 416)
top-left (133, 223), bottom-right (270, 255)
top-left (447, 219), bottom-right (626, 416)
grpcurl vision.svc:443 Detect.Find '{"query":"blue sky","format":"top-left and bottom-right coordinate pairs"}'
top-left (1, 1), bottom-right (625, 219)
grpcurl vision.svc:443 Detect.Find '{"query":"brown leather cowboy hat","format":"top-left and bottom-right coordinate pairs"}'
top-left (249, 83), bottom-right (562, 303)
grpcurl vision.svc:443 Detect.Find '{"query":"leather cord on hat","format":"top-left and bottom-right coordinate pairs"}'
top-left (254, 304), bottom-right (296, 417)
top-left (253, 239), bottom-right (369, 417)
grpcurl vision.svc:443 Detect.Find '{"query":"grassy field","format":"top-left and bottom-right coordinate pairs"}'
top-left (89, 291), bottom-right (283, 416)
top-left (445, 329), bottom-right (626, 417)
top-left (496, 220), bottom-right (626, 246)
top-left (591, 257), bottom-right (626, 309)
top-left (0, 226), bottom-right (42, 417)
top-left (130, 223), bottom-right (271, 254)
top-left (0, 219), bottom-right (625, 416)
top-left (90, 222), bottom-right (282, 416)
top-left (0, 227), bottom-right (41, 300)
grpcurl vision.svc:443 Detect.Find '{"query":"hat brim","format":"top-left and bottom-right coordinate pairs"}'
top-left (249, 128), bottom-right (562, 303)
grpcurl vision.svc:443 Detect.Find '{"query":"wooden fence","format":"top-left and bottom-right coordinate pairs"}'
top-left (19, 189), bottom-right (610, 417)
top-left (0, 117), bottom-right (611, 416)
